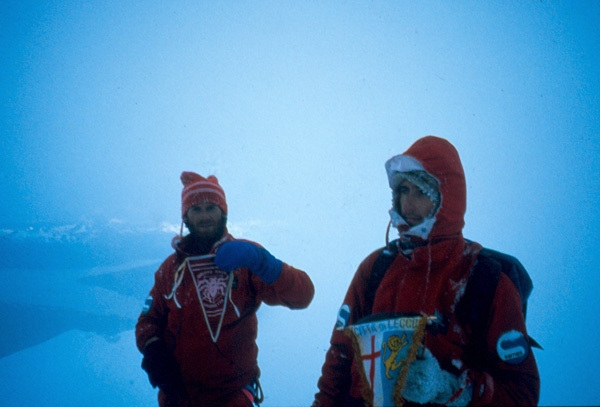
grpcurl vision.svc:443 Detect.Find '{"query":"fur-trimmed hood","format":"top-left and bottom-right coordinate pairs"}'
top-left (386, 136), bottom-right (467, 241)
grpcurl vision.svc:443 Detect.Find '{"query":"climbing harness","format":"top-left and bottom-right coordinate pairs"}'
top-left (242, 376), bottom-right (264, 406)
top-left (164, 260), bottom-right (187, 309)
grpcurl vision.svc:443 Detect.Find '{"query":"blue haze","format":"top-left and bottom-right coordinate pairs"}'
top-left (1, 1), bottom-right (599, 406)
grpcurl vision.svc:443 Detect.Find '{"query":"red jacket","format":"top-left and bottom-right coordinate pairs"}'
top-left (314, 136), bottom-right (540, 406)
top-left (136, 233), bottom-right (314, 405)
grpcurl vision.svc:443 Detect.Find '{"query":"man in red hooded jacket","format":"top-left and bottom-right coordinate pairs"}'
top-left (136, 171), bottom-right (314, 407)
top-left (313, 136), bottom-right (540, 406)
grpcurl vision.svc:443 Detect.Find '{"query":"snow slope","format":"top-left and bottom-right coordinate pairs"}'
top-left (0, 221), bottom-right (322, 406)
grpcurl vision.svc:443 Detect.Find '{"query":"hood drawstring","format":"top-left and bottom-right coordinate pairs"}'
top-left (229, 281), bottom-right (241, 318)
top-left (164, 261), bottom-right (186, 309)
top-left (385, 219), bottom-right (392, 248)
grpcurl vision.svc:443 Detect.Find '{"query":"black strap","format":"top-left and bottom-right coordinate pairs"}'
top-left (455, 252), bottom-right (502, 344)
top-left (364, 241), bottom-right (399, 313)
top-left (473, 247), bottom-right (532, 317)
top-left (367, 243), bottom-right (540, 348)
top-left (457, 247), bottom-right (541, 349)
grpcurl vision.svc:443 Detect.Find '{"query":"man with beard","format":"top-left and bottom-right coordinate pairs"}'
top-left (136, 171), bottom-right (315, 407)
top-left (313, 136), bottom-right (540, 406)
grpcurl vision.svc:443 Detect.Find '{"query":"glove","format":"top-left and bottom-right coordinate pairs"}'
top-left (141, 339), bottom-right (186, 399)
top-left (402, 348), bottom-right (472, 407)
top-left (215, 240), bottom-right (283, 284)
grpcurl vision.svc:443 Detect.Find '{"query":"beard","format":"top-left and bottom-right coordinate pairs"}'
top-left (182, 216), bottom-right (227, 255)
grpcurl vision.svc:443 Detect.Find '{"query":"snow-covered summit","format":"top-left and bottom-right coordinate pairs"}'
top-left (0, 219), bottom-right (176, 269)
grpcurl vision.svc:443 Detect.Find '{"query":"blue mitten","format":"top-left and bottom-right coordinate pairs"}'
top-left (402, 348), bottom-right (472, 407)
top-left (215, 241), bottom-right (283, 284)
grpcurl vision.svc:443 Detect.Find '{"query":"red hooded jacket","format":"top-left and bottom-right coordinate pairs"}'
top-left (136, 232), bottom-right (314, 406)
top-left (314, 136), bottom-right (540, 406)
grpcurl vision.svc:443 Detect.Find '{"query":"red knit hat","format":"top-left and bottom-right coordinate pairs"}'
top-left (180, 172), bottom-right (228, 217)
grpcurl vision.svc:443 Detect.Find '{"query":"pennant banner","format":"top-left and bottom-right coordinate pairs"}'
top-left (346, 315), bottom-right (426, 406)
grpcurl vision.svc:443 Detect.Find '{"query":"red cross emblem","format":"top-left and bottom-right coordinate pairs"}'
top-left (361, 335), bottom-right (381, 388)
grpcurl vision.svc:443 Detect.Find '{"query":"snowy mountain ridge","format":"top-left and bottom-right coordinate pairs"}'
top-left (1, 219), bottom-right (178, 242)
top-left (0, 219), bottom-right (177, 269)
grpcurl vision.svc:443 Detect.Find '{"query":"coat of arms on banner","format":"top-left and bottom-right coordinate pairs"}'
top-left (341, 314), bottom-right (430, 406)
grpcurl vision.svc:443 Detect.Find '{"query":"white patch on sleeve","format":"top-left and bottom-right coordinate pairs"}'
top-left (142, 296), bottom-right (153, 315)
top-left (335, 304), bottom-right (351, 330)
top-left (496, 330), bottom-right (529, 364)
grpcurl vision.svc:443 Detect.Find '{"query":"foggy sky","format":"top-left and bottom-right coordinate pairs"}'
top-left (2, 1), bottom-right (599, 405)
